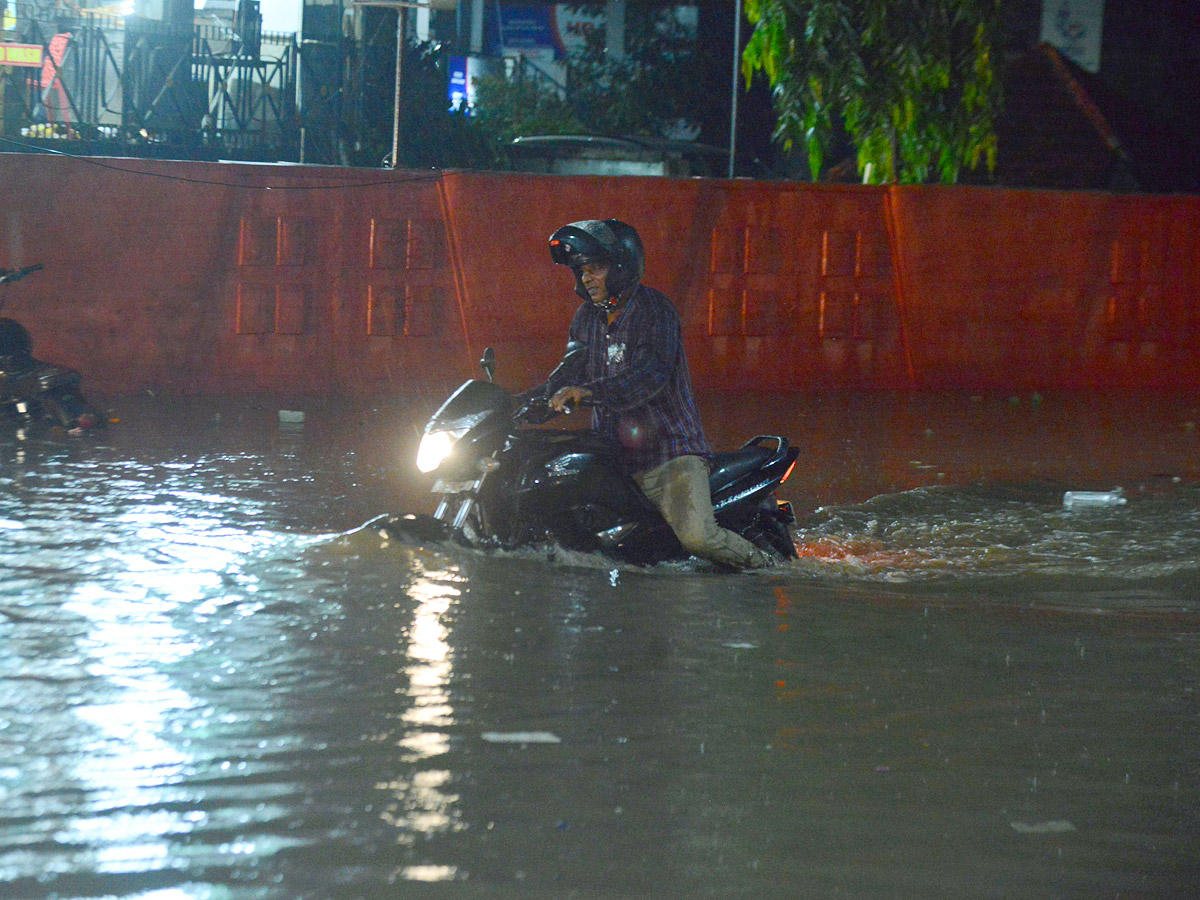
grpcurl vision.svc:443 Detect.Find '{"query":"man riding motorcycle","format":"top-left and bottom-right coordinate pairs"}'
top-left (527, 218), bottom-right (775, 570)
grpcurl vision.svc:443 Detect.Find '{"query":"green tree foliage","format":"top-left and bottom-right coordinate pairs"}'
top-left (348, 38), bottom-right (500, 169)
top-left (471, 72), bottom-right (585, 146)
top-left (352, 6), bottom-right (719, 170)
top-left (469, 4), bottom-right (716, 153)
top-left (397, 44), bottom-right (500, 168)
top-left (566, 5), bottom-right (720, 138)
top-left (741, 0), bottom-right (1003, 183)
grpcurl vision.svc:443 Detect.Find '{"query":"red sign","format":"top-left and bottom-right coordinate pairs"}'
top-left (0, 44), bottom-right (44, 68)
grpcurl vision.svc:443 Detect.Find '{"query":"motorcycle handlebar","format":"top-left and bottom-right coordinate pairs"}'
top-left (514, 392), bottom-right (596, 424)
top-left (559, 396), bottom-right (597, 415)
top-left (0, 263), bottom-right (45, 286)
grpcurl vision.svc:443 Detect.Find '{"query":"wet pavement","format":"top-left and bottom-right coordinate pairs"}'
top-left (1, 391), bottom-right (1198, 899)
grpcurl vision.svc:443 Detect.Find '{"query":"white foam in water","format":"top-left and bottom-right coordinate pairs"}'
top-left (787, 482), bottom-right (1200, 599)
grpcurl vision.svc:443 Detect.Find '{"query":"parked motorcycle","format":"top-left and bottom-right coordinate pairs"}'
top-left (1, 264), bottom-right (104, 432)
top-left (376, 346), bottom-right (799, 566)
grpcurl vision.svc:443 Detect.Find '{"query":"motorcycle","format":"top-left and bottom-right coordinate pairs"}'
top-left (1, 264), bottom-right (104, 432)
top-left (377, 346), bottom-right (799, 567)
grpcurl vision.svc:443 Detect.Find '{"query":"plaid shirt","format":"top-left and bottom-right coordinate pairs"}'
top-left (542, 283), bottom-right (712, 473)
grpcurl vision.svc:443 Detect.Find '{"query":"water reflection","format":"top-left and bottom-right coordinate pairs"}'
top-left (1, 396), bottom-right (1198, 899)
top-left (0, 444), bottom-right (323, 895)
top-left (374, 558), bottom-right (463, 860)
top-left (73, 489), bottom-right (319, 886)
top-left (398, 570), bottom-right (459, 761)
top-left (61, 581), bottom-right (199, 878)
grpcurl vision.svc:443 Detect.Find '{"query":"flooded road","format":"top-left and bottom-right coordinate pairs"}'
top-left (1, 392), bottom-right (1198, 899)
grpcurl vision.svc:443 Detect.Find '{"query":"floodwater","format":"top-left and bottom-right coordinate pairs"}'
top-left (1, 391), bottom-right (1198, 900)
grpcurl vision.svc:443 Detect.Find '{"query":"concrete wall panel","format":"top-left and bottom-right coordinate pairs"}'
top-left (1, 154), bottom-right (1197, 396)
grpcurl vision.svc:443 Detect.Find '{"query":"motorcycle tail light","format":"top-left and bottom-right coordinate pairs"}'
top-left (781, 459), bottom-right (797, 483)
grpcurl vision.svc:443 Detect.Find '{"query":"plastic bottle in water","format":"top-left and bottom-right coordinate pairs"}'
top-left (1062, 489), bottom-right (1127, 509)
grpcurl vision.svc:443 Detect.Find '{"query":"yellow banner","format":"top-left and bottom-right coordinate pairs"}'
top-left (0, 44), bottom-right (44, 68)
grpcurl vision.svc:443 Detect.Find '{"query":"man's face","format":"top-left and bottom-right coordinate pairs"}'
top-left (579, 262), bottom-right (610, 305)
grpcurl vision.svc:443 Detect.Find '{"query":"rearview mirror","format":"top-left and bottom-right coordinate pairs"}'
top-left (480, 347), bottom-right (496, 382)
top-left (547, 340), bottom-right (586, 383)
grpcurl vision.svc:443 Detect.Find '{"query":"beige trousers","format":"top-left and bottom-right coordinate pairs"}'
top-left (633, 454), bottom-right (773, 570)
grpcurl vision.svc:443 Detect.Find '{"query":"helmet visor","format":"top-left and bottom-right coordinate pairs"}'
top-left (549, 222), bottom-right (614, 268)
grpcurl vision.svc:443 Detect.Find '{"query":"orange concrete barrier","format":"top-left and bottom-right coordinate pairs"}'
top-left (886, 187), bottom-right (1200, 389)
top-left (1, 153), bottom-right (1197, 396)
top-left (0, 154), bottom-right (468, 396)
top-left (440, 173), bottom-right (912, 391)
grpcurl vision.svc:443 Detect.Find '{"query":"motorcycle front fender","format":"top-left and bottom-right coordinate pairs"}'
top-left (375, 513), bottom-right (453, 544)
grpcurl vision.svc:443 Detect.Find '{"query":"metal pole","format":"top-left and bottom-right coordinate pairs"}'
top-left (470, 0), bottom-right (484, 53)
top-left (606, 0), bottom-right (625, 61)
top-left (353, 1), bottom-right (433, 167)
top-left (728, 0), bottom-right (742, 179)
top-left (391, 4), bottom-right (405, 168)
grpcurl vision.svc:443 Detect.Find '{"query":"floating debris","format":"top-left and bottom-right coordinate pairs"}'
top-left (481, 731), bottom-right (561, 745)
top-left (1062, 489), bottom-right (1126, 509)
top-left (1010, 820), bottom-right (1076, 834)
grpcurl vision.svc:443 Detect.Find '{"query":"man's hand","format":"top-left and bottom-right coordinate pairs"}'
top-left (549, 385), bottom-right (593, 414)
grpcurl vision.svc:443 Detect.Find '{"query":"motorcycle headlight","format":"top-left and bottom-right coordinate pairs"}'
top-left (416, 428), bottom-right (466, 474)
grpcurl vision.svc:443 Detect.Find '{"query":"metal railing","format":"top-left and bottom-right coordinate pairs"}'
top-left (2, 2), bottom-right (298, 159)
top-left (505, 52), bottom-right (566, 99)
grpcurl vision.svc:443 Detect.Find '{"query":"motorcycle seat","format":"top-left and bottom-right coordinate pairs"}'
top-left (0, 353), bottom-right (30, 374)
top-left (34, 363), bottom-right (82, 391)
top-left (709, 444), bottom-right (773, 490)
top-left (0, 318), bottom-right (33, 358)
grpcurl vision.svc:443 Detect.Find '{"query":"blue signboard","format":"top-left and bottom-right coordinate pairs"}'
top-left (498, 5), bottom-right (555, 52)
top-left (448, 54), bottom-right (469, 111)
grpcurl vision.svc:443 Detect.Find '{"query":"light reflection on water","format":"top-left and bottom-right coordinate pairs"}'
top-left (1, 395), bottom-right (1198, 899)
top-left (375, 560), bottom-right (463, 853)
top-left (60, 582), bottom-right (200, 880)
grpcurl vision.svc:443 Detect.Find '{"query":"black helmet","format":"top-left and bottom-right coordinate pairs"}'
top-left (548, 219), bottom-right (645, 307)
